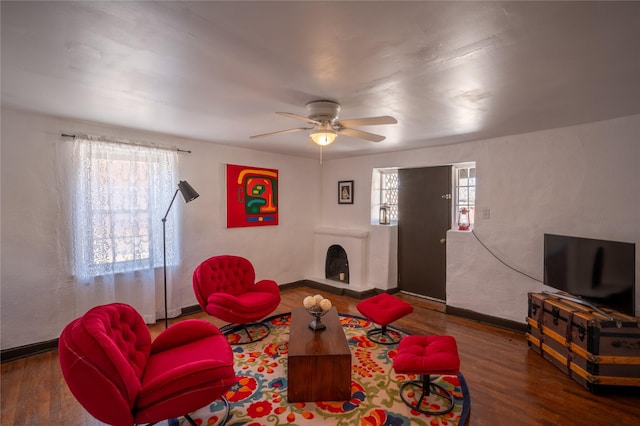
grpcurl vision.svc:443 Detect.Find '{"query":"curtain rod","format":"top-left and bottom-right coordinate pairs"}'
top-left (61, 133), bottom-right (192, 154)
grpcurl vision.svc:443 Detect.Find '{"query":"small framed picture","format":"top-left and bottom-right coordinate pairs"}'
top-left (338, 180), bottom-right (354, 204)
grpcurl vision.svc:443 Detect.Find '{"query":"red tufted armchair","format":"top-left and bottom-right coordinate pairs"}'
top-left (58, 303), bottom-right (235, 426)
top-left (193, 255), bottom-right (281, 344)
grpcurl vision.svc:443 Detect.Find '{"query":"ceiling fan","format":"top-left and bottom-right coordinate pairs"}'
top-left (250, 100), bottom-right (397, 146)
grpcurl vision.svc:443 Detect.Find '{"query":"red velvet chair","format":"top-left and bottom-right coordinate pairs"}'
top-left (193, 255), bottom-right (281, 344)
top-left (58, 303), bottom-right (235, 426)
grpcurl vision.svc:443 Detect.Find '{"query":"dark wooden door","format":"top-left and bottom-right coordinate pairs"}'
top-left (398, 166), bottom-right (452, 301)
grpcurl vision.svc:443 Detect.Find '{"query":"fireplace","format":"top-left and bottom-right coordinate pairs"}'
top-left (325, 245), bottom-right (349, 283)
top-left (314, 227), bottom-right (369, 291)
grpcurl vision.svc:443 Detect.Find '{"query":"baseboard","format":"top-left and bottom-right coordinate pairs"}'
top-left (1, 282), bottom-right (525, 362)
top-left (0, 338), bottom-right (59, 363)
top-left (285, 279), bottom-right (380, 299)
top-left (446, 306), bottom-right (527, 333)
top-left (287, 281), bottom-right (526, 333)
top-left (181, 304), bottom-right (203, 315)
top-left (0, 304), bottom-right (204, 364)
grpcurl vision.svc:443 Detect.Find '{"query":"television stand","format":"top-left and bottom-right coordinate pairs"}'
top-left (527, 292), bottom-right (640, 394)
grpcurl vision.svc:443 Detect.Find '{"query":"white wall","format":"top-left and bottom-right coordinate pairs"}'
top-left (2, 109), bottom-right (638, 350)
top-left (319, 114), bottom-right (640, 323)
top-left (1, 108), bottom-right (321, 349)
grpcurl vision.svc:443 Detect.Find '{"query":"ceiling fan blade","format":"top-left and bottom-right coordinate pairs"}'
top-left (338, 116), bottom-right (397, 127)
top-left (276, 112), bottom-right (321, 126)
top-left (338, 127), bottom-right (386, 143)
top-left (250, 127), bottom-right (311, 139)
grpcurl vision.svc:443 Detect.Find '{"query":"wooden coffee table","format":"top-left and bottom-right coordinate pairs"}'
top-left (287, 306), bottom-right (352, 402)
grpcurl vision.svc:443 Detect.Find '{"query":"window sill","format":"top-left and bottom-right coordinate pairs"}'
top-left (449, 227), bottom-right (473, 233)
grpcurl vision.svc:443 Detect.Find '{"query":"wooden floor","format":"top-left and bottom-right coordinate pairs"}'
top-left (2, 286), bottom-right (639, 425)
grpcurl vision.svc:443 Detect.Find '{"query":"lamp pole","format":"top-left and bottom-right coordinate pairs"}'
top-left (161, 181), bottom-right (199, 329)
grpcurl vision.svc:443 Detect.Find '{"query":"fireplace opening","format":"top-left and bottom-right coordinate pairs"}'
top-left (325, 244), bottom-right (349, 284)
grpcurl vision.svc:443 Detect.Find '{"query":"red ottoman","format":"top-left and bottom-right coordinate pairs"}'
top-left (393, 335), bottom-right (460, 415)
top-left (357, 293), bottom-right (414, 345)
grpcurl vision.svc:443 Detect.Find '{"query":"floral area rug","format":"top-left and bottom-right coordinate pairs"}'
top-left (167, 313), bottom-right (470, 426)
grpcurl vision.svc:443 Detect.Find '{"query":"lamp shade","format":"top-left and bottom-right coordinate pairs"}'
top-left (310, 129), bottom-right (337, 146)
top-left (178, 180), bottom-right (199, 202)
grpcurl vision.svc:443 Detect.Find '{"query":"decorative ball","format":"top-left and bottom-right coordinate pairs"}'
top-left (303, 296), bottom-right (315, 309)
top-left (313, 294), bottom-right (324, 305)
top-left (320, 298), bottom-right (332, 312)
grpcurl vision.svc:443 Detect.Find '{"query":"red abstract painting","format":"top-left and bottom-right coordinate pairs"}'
top-left (226, 164), bottom-right (279, 228)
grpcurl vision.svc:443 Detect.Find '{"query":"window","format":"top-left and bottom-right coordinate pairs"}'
top-left (454, 164), bottom-right (476, 228)
top-left (71, 138), bottom-right (179, 279)
top-left (380, 170), bottom-right (399, 223)
top-left (371, 168), bottom-right (398, 224)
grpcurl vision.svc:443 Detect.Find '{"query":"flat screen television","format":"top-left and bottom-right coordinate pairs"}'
top-left (543, 234), bottom-right (636, 317)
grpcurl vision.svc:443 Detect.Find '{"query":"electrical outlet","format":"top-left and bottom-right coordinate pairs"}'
top-left (482, 208), bottom-right (490, 219)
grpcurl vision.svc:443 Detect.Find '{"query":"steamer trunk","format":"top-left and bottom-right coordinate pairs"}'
top-left (526, 292), bottom-right (640, 394)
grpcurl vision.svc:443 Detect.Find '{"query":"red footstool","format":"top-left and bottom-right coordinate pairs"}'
top-left (393, 335), bottom-right (460, 415)
top-left (357, 293), bottom-right (413, 345)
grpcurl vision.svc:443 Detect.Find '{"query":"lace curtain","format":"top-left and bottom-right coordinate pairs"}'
top-left (69, 136), bottom-right (181, 323)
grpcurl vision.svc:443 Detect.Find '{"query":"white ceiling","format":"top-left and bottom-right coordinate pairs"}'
top-left (2, 1), bottom-right (640, 160)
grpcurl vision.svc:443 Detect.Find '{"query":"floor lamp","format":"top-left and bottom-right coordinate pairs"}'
top-left (162, 180), bottom-right (199, 328)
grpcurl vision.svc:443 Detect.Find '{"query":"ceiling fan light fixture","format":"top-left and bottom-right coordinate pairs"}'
top-left (310, 128), bottom-right (337, 146)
